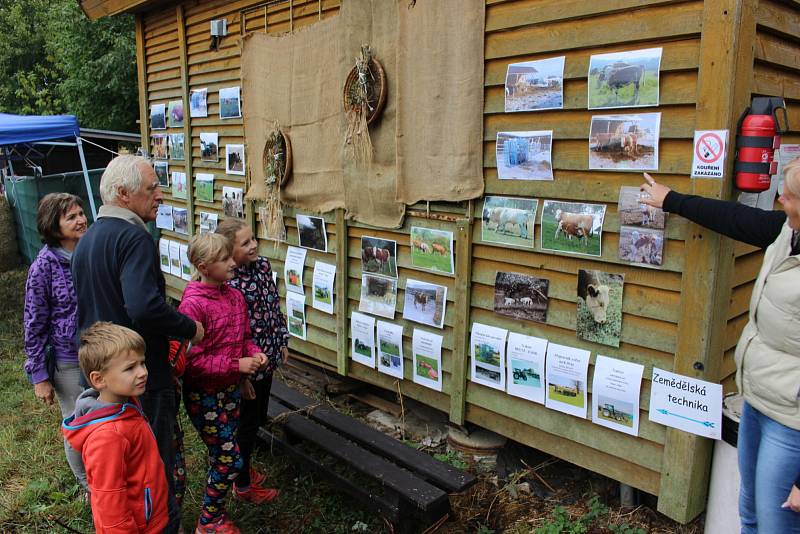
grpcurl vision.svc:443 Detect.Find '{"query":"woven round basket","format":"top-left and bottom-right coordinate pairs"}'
top-left (262, 129), bottom-right (292, 187)
top-left (343, 57), bottom-right (387, 126)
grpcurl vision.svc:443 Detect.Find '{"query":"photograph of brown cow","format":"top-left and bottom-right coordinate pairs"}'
top-left (588, 47), bottom-right (661, 109)
top-left (540, 200), bottom-right (606, 257)
top-left (361, 236), bottom-right (398, 278)
top-left (618, 226), bottom-right (664, 266)
top-left (402, 278), bottom-right (447, 329)
top-left (589, 113), bottom-right (661, 171)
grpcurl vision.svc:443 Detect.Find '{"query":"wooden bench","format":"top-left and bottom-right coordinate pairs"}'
top-left (258, 380), bottom-right (476, 532)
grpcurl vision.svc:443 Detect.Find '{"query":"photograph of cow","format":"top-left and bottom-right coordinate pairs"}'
top-left (495, 131), bottom-right (553, 181)
top-left (589, 113), bottom-right (661, 171)
top-left (359, 274), bottom-right (397, 320)
top-left (296, 214), bottom-right (328, 252)
top-left (618, 186), bottom-right (666, 229)
top-left (494, 271), bottom-right (549, 323)
top-left (361, 236), bottom-right (398, 278)
top-left (402, 278), bottom-right (447, 329)
top-left (540, 200), bottom-right (606, 257)
top-left (410, 226), bottom-right (454, 275)
top-left (225, 144), bottom-right (246, 176)
top-left (619, 226), bottom-right (664, 266)
top-left (200, 132), bottom-right (219, 162)
top-left (588, 47), bottom-right (661, 109)
top-left (576, 269), bottom-right (624, 348)
top-left (504, 56), bottom-right (565, 112)
top-left (482, 196), bottom-right (538, 249)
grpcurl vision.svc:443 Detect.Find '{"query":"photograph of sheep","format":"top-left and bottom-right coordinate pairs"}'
top-left (410, 227), bottom-right (454, 275)
top-left (496, 131), bottom-right (553, 180)
top-left (540, 200), bottom-right (606, 257)
top-left (403, 279), bottom-right (447, 329)
top-left (589, 113), bottom-right (661, 171)
top-left (296, 214), bottom-right (327, 252)
top-left (618, 186), bottom-right (666, 229)
top-left (151, 134), bottom-right (168, 159)
top-left (504, 56), bottom-right (565, 112)
top-left (576, 269), bottom-right (624, 348)
top-left (481, 196), bottom-right (538, 249)
top-left (588, 47), bottom-right (662, 109)
top-left (619, 226), bottom-right (664, 266)
top-left (494, 271), bottom-right (549, 323)
top-left (359, 274), bottom-right (397, 320)
top-left (167, 100), bottom-right (184, 127)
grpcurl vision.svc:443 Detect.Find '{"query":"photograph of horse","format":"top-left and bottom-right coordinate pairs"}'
top-left (588, 47), bottom-right (662, 109)
top-left (361, 236), bottom-right (398, 278)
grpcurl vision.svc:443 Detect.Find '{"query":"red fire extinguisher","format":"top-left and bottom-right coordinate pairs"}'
top-left (735, 96), bottom-right (789, 192)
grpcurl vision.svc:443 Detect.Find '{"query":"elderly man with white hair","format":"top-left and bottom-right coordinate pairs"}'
top-left (72, 155), bottom-right (204, 533)
top-left (641, 161), bottom-right (800, 534)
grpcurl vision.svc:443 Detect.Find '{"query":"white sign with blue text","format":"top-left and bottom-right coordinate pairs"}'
top-left (648, 368), bottom-right (722, 440)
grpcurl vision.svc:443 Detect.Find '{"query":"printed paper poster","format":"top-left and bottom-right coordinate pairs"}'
top-left (496, 131), bottom-right (553, 181)
top-left (158, 239), bottom-right (170, 273)
top-left (410, 226), bottom-right (454, 275)
top-left (377, 321), bottom-right (404, 379)
top-left (361, 236), bottom-right (398, 278)
top-left (296, 214), bottom-right (327, 252)
top-left (219, 86), bottom-right (242, 119)
top-left (359, 274), bottom-right (397, 320)
top-left (195, 173), bottom-right (215, 203)
top-left (171, 171), bottom-right (187, 200)
top-left (691, 130), bottom-right (728, 179)
top-left (402, 279), bottom-right (447, 329)
top-left (412, 328), bottom-right (443, 392)
top-left (179, 244), bottom-right (192, 281)
top-left (199, 211), bottom-right (218, 234)
top-left (588, 47), bottom-right (662, 110)
top-left (172, 207), bottom-right (189, 235)
top-left (222, 186), bottom-right (243, 218)
top-left (470, 323), bottom-right (508, 391)
top-left (351, 312), bottom-right (376, 369)
top-left (589, 113), bottom-right (661, 171)
top-left (225, 144), bottom-right (246, 176)
top-left (504, 56), bottom-right (565, 112)
top-left (190, 88), bottom-right (208, 118)
top-left (156, 204), bottom-right (173, 231)
top-left (506, 333), bottom-right (548, 404)
top-left (168, 240), bottom-right (181, 277)
top-left (545, 343), bottom-right (591, 418)
top-left (311, 261), bottom-right (335, 314)
top-left (540, 200), bottom-right (606, 257)
top-left (285, 292), bottom-right (307, 340)
top-left (481, 196), bottom-right (538, 250)
top-left (591, 355), bottom-right (645, 436)
top-left (648, 368), bottom-right (722, 440)
top-left (577, 269), bottom-right (625, 348)
top-left (284, 246), bottom-right (307, 295)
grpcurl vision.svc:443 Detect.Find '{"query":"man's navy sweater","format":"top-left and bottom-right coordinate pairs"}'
top-left (72, 217), bottom-right (196, 390)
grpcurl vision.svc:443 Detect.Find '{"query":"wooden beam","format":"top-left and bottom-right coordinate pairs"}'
top-left (657, 0), bottom-right (758, 524)
top-left (448, 215), bottom-right (473, 424)
top-left (135, 14), bottom-right (149, 155)
top-left (335, 208), bottom-right (349, 375)
top-left (176, 5), bottom-right (195, 236)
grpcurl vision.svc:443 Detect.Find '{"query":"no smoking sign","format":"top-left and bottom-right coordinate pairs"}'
top-left (691, 130), bottom-right (728, 178)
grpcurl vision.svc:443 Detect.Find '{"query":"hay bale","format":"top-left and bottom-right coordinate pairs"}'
top-left (0, 195), bottom-right (20, 271)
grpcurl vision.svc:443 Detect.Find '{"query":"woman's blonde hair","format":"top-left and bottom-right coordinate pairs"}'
top-left (187, 233), bottom-right (232, 275)
top-left (783, 157), bottom-right (800, 199)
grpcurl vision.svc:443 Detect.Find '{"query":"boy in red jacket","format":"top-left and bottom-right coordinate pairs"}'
top-left (62, 322), bottom-right (168, 534)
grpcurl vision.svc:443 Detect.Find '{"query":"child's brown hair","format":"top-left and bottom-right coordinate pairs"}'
top-left (79, 322), bottom-right (145, 377)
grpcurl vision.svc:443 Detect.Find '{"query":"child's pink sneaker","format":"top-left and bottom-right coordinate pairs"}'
top-left (233, 484), bottom-right (279, 504)
top-left (195, 515), bottom-right (240, 534)
top-left (249, 468), bottom-right (267, 487)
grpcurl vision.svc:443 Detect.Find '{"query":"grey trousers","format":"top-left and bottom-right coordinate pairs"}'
top-left (52, 360), bottom-right (88, 491)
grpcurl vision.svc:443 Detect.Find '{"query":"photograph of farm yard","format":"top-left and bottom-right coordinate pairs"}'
top-left (577, 269), bottom-right (625, 348)
top-left (511, 359), bottom-right (542, 388)
top-left (589, 113), bottom-right (661, 171)
top-left (361, 236), bottom-right (398, 278)
top-left (409, 227), bottom-right (453, 274)
top-left (548, 375), bottom-right (585, 409)
top-left (596, 396), bottom-right (635, 428)
top-left (494, 271), bottom-right (549, 323)
top-left (359, 274), bottom-right (397, 319)
top-left (540, 200), bottom-right (606, 257)
top-left (495, 131), bottom-right (553, 180)
top-left (504, 56), bottom-right (565, 112)
top-left (619, 226), bottom-right (665, 266)
top-left (402, 279), bottom-right (447, 328)
top-left (481, 196), bottom-right (538, 249)
top-left (588, 47), bottom-right (662, 109)
top-left (618, 186), bottom-right (666, 229)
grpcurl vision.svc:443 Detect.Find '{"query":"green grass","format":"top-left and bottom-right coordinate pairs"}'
top-left (378, 340), bottom-right (400, 357)
top-left (548, 385), bottom-right (585, 408)
top-left (195, 180), bottom-right (214, 203)
top-left (0, 267), bottom-right (385, 533)
top-left (481, 225), bottom-right (534, 249)
top-left (410, 250), bottom-right (452, 273)
top-left (576, 283), bottom-right (623, 347)
top-left (588, 72), bottom-right (659, 108)
top-left (540, 216), bottom-right (602, 256)
top-left (415, 355), bottom-right (439, 379)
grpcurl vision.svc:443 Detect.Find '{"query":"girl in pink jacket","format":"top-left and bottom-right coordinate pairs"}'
top-left (178, 233), bottom-right (267, 534)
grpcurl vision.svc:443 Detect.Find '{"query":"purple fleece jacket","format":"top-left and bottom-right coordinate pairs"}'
top-left (23, 245), bottom-right (79, 383)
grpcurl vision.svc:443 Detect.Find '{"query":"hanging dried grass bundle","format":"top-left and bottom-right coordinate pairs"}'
top-left (260, 126), bottom-right (291, 243)
top-left (343, 45), bottom-right (384, 164)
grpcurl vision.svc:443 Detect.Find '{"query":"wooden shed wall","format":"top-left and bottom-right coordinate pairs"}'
top-left (133, 0), bottom-right (784, 523)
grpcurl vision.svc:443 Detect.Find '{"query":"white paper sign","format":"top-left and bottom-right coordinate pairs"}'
top-left (350, 312), bottom-right (376, 368)
top-left (156, 204), bottom-right (174, 230)
top-left (591, 355), bottom-right (645, 436)
top-left (545, 343), bottom-right (591, 418)
top-left (311, 261), bottom-right (336, 314)
top-left (377, 321), bottom-right (404, 379)
top-left (284, 246), bottom-right (307, 295)
top-left (179, 244), bottom-right (192, 281)
top-left (691, 130), bottom-right (728, 179)
top-left (506, 333), bottom-right (548, 404)
top-left (168, 240), bottom-right (181, 277)
top-left (648, 368), bottom-right (722, 440)
top-left (158, 239), bottom-right (170, 273)
top-left (412, 328), bottom-right (443, 392)
top-left (285, 292), bottom-right (306, 340)
top-left (470, 323), bottom-right (508, 391)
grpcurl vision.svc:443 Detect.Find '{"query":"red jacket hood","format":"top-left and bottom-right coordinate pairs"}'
top-left (61, 388), bottom-right (145, 453)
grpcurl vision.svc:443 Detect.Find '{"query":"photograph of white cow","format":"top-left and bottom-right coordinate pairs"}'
top-left (576, 269), bottom-right (624, 348)
top-left (618, 186), bottom-right (666, 229)
top-left (494, 271), bottom-right (550, 323)
top-left (402, 279), bottom-right (447, 329)
top-left (588, 47), bottom-right (662, 109)
top-left (589, 113), bottom-right (661, 171)
top-left (481, 196), bottom-right (538, 249)
top-left (619, 226), bottom-right (664, 266)
top-left (504, 56), bottom-right (565, 112)
top-left (540, 200), bottom-right (606, 257)
top-left (496, 131), bottom-right (553, 181)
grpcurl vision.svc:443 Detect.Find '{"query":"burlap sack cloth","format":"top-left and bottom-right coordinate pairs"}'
top-left (395, 0), bottom-right (485, 204)
top-left (241, 17), bottom-right (346, 214)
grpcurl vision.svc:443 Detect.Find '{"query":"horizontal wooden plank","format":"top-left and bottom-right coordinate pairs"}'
top-left (755, 30), bottom-right (800, 72)
top-left (752, 62), bottom-right (800, 100)
top-left (348, 364), bottom-right (451, 413)
top-left (485, 1), bottom-right (703, 59)
top-left (727, 280), bottom-right (754, 320)
top-left (724, 312), bottom-right (749, 351)
top-left (732, 250), bottom-right (764, 287)
top-left (756, 0), bottom-right (800, 42)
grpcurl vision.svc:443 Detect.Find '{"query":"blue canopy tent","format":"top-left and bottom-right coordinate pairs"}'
top-left (0, 113), bottom-right (98, 218)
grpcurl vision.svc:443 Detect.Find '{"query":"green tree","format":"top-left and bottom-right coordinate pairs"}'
top-left (0, 0), bottom-right (138, 132)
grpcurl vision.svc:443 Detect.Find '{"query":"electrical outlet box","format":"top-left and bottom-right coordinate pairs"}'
top-left (210, 19), bottom-right (227, 37)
